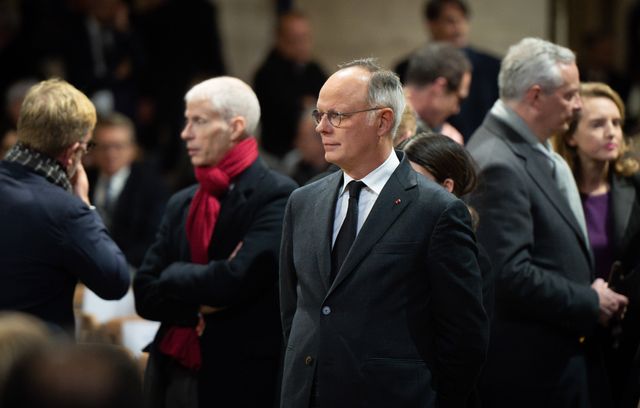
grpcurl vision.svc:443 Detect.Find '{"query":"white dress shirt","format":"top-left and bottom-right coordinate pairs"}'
top-left (332, 150), bottom-right (400, 246)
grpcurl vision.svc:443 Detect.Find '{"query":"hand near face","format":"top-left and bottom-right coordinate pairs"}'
top-left (69, 160), bottom-right (91, 206)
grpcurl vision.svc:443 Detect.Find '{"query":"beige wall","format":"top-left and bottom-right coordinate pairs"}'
top-left (216, 0), bottom-right (551, 80)
top-left (300, 0), bottom-right (549, 72)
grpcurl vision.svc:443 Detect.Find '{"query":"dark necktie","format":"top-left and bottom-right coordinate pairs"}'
top-left (331, 180), bottom-right (365, 282)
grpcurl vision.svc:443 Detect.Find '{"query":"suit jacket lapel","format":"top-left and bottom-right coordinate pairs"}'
top-left (485, 115), bottom-right (593, 262)
top-left (314, 171), bottom-right (343, 293)
top-left (611, 174), bottom-right (635, 250)
top-left (328, 155), bottom-right (416, 294)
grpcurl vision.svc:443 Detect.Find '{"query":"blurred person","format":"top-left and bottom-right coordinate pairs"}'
top-left (393, 99), bottom-right (418, 146)
top-left (134, 76), bottom-right (296, 408)
top-left (1, 342), bottom-right (143, 408)
top-left (579, 32), bottom-right (631, 107)
top-left (555, 82), bottom-right (640, 407)
top-left (394, 0), bottom-right (500, 141)
top-left (404, 42), bottom-right (471, 145)
top-left (1, 79), bottom-right (38, 157)
top-left (400, 132), bottom-right (494, 408)
top-left (0, 79), bottom-right (129, 333)
top-left (282, 107), bottom-right (330, 185)
top-left (280, 59), bottom-right (487, 407)
top-left (467, 38), bottom-right (628, 408)
top-left (254, 11), bottom-right (327, 159)
top-left (0, 2), bottom-right (37, 121)
top-left (132, 0), bottom-right (226, 163)
top-left (88, 112), bottom-right (169, 268)
top-left (61, 0), bottom-right (143, 118)
top-left (0, 312), bottom-right (50, 397)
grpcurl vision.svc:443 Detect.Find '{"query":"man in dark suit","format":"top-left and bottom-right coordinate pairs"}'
top-left (0, 79), bottom-right (130, 332)
top-left (394, 0), bottom-right (500, 142)
top-left (88, 112), bottom-right (169, 268)
top-left (133, 76), bottom-right (297, 408)
top-left (279, 59), bottom-right (488, 408)
top-left (467, 37), bottom-right (628, 407)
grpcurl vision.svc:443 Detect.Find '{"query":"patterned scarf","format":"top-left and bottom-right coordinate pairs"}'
top-left (4, 142), bottom-right (72, 192)
top-left (158, 137), bottom-right (259, 370)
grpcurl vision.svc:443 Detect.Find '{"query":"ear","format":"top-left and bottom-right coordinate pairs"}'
top-left (58, 142), bottom-right (80, 168)
top-left (442, 178), bottom-right (455, 194)
top-left (228, 116), bottom-right (247, 142)
top-left (525, 84), bottom-right (543, 107)
top-left (433, 77), bottom-right (449, 94)
top-left (377, 108), bottom-right (394, 136)
top-left (566, 134), bottom-right (578, 147)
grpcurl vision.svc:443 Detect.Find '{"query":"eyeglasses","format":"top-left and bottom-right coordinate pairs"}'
top-left (311, 107), bottom-right (385, 128)
top-left (80, 140), bottom-right (97, 155)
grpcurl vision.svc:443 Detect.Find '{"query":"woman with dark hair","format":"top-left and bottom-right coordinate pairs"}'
top-left (399, 131), bottom-right (479, 226)
top-left (400, 132), bottom-right (492, 408)
top-left (555, 82), bottom-right (640, 408)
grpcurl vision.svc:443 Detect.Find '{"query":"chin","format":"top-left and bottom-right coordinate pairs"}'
top-left (554, 122), bottom-right (570, 135)
top-left (324, 152), bottom-right (341, 166)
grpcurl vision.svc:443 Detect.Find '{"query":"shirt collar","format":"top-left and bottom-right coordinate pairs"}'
top-left (340, 149), bottom-right (400, 196)
top-left (99, 165), bottom-right (131, 187)
top-left (491, 99), bottom-right (541, 147)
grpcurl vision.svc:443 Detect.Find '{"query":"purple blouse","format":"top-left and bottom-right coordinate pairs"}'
top-left (581, 192), bottom-right (614, 280)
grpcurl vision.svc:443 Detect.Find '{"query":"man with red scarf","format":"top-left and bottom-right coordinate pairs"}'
top-left (134, 76), bottom-right (297, 408)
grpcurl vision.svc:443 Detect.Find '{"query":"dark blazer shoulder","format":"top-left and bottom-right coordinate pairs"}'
top-left (611, 171), bottom-right (640, 262)
top-left (468, 114), bottom-right (526, 165)
top-left (235, 157), bottom-right (297, 196)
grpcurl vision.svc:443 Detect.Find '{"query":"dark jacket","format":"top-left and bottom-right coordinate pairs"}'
top-left (134, 158), bottom-right (296, 408)
top-left (0, 161), bottom-right (129, 331)
top-left (88, 162), bottom-right (170, 268)
top-left (467, 113), bottom-right (599, 407)
top-left (280, 153), bottom-right (488, 408)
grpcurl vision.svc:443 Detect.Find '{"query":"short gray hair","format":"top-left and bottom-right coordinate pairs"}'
top-left (499, 37), bottom-right (576, 101)
top-left (339, 58), bottom-right (406, 136)
top-left (185, 76), bottom-right (261, 136)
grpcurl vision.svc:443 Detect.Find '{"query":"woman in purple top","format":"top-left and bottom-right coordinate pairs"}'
top-left (555, 82), bottom-right (640, 407)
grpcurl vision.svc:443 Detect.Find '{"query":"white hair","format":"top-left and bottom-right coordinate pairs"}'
top-left (185, 76), bottom-right (261, 136)
top-left (499, 37), bottom-right (576, 101)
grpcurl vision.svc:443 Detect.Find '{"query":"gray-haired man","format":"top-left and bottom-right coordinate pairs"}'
top-left (468, 37), bottom-right (628, 407)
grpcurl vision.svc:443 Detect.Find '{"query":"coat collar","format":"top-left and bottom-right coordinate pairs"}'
top-left (316, 151), bottom-right (417, 295)
top-left (483, 114), bottom-right (594, 266)
top-left (610, 173), bottom-right (636, 251)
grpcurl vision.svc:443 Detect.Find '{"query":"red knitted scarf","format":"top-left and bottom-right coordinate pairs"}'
top-left (158, 137), bottom-right (258, 370)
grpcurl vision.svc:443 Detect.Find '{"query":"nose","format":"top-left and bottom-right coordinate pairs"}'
top-left (315, 113), bottom-right (331, 134)
top-left (572, 94), bottom-right (583, 112)
top-left (604, 121), bottom-right (616, 138)
top-left (180, 122), bottom-right (191, 140)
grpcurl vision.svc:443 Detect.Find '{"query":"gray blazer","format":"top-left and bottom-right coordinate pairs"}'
top-left (467, 113), bottom-right (600, 407)
top-left (279, 152), bottom-right (488, 408)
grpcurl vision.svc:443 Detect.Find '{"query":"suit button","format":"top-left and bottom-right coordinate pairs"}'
top-left (304, 356), bottom-right (314, 366)
top-left (322, 306), bottom-right (331, 315)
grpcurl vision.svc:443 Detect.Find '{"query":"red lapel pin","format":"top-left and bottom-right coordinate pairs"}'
top-left (394, 198), bottom-right (401, 205)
